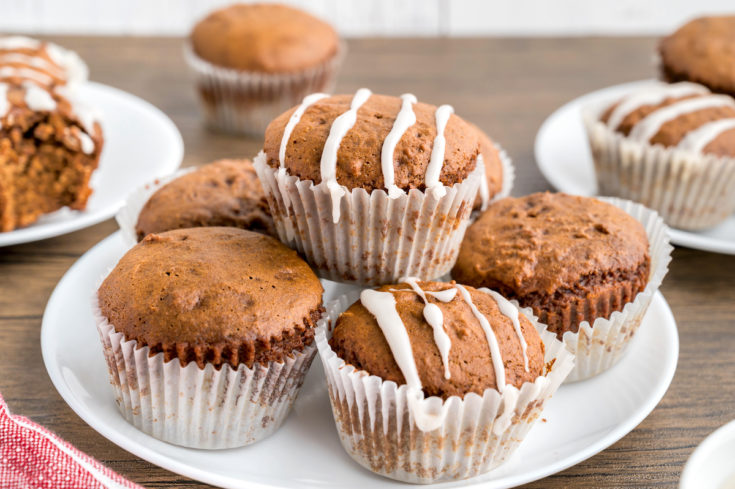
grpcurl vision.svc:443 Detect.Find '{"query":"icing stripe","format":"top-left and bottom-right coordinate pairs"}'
top-left (426, 105), bottom-right (454, 198)
top-left (77, 131), bottom-right (94, 154)
top-left (676, 118), bottom-right (735, 153)
top-left (381, 93), bottom-right (417, 199)
top-left (22, 81), bottom-right (56, 111)
top-left (629, 95), bottom-right (735, 143)
top-left (0, 66), bottom-right (52, 85)
top-left (477, 154), bottom-right (490, 210)
top-left (606, 82), bottom-right (708, 130)
top-left (0, 85), bottom-right (8, 118)
top-left (320, 88), bottom-right (372, 223)
top-left (482, 288), bottom-right (528, 372)
top-left (0, 53), bottom-right (63, 76)
top-left (0, 36), bottom-right (42, 51)
top-left (279, 93), bottom-right (328, 168)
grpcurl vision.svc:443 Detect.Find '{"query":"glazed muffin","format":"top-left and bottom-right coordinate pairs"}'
top-left (453, 193), bottom-right (671, 381)
top-left (0, 36), bottom-right (88, 87)
top-left (185, 3), bottom-right (342, 135)
top-left (317, 279), bottom-right (573, 482)
top-left (96, 227), bottom-right (324, 448)
top-left (584, 81), bottom-right (735, 230)
top-left (659, 16), bottom-right (735, 97)
top-left (256, 89), bottom-right (488, 285)
top-left (134, 159), bottom-right (275, 241)
top-left (469, 122), bottom-right (512, 211)
top-left (0, 80), bottom-right (103, 231)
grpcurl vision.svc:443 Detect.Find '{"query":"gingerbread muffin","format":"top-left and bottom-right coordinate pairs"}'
top-left (0, 36), bottom-right (88, 87)
top-left (134, 159), bottom-right (274, 241)
top-left (584, 81), bottom-right (735, 230)
top-left (256, 89), bottom-right (488, 285)
top-left (317, 279), bottom-right (573, 482)
top-left (185, 3), bottom-right (342, 135)
top-left (0, 80), bottom-right (103, 232)
top-left (659, 16), bottom-right (735, 97)
top-left (96, 227), bottom-right (324, 448)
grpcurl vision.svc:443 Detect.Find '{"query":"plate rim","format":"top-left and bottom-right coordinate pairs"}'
top-left (534, 79), bottom-right (735, 255)
top-left (0, 81), bottom-right (184, 247)
top-left (41, 231), bottom-right (679, 489)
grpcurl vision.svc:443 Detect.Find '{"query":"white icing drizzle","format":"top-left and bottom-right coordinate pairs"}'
top-left (0, 85), bottom-right (8, 118)
top-left (606, 82), bottom-right (708, 130)
top-left (22, 81), bottom-right (56, 111)
top-left (44, 42), bottom-right (88, 84)
top-left (55, 85), bottom-right (100, 135)
top-left (454, 284), bottom-right (506, 393)
top-left (0, 53), bottom-right (63, 76)
top-left (320, 88), bottom-right (372, 223)
top-left (381, 93), bottom-right (417, 199)
top-left (426, 288), bottom-right (457, 302)
top-left (481, 288), bottom-right (528, 372)
top-left (628, 95), bottom-right (735, 143)
top-left (477, 154), bottom-right (490, 210)
top-left (426, 104), bottom-right (454, 199)
top-left (279, 92), bottom-right (328, 168)
top-left (676, 118), bottom-right (735, 153)
top-left (0, 36), bottom-right (41, 51)
top-left (0, 66), bottom-right (52, 85)
top-left (77, 130), bottom-right (94, 154)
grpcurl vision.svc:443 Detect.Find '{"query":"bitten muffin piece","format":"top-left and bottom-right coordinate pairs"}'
top-left (190, 3), bottom-right (338, 73)
top-left (0, 81), bottom-right (103, 232)
top-left (0, 36), bottom-right (88, 87)
top-left (263, 93), bottom-right (482, 193)
top-left (330, 280), bottom-right (544, 399)
top-left (98, 227), bottom-right (324, 369)
top-left (135, 159), bottom-right (275, 241)
top-left (659, 16), bottom-right (735, 97)
top-left (452, 193), bottom-right (650, 337)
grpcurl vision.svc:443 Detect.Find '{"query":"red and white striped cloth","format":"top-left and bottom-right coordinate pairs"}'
top-left (0, 393), bottom-right (142, 489)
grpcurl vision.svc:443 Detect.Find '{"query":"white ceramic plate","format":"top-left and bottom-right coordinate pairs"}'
top-left (680, 420), bottom-right (735, 489)
top-left (535, 79), bottom-right (735, 255)
top-left (42, 232), bottom-right (679, 489)
top-left (0, 82), bottom-right (183, 247)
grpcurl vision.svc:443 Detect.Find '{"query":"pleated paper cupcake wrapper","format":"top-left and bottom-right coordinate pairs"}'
top-left (254, 152), bottom-right (482, 286)
top-left (316, 291), bottom-right (575, 484)
top-left (184, 43), bottom-right (345, 136)
top-left (116, 168), bottom-right (195, 248)
top-left (93, 298), bottom-right (317, 449)
top-left (561, 197), bottom-right (672, 383)
top-left (583, 108), bottom-right (735, 231)
top-left (472, 144), bottom-right (515, 216)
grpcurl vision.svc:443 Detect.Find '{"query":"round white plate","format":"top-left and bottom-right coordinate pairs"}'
top-left (0, 82), bottom-right (183, 247)
top-left (681, 420), bottom-right (735, 489)
top-left (535, 79), bottom-right (735, 255)
top-left (42, 231), bottom-right (679, 489)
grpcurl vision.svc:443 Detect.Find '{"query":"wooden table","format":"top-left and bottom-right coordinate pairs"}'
top-left (1, 36), bottom-right (734, 489)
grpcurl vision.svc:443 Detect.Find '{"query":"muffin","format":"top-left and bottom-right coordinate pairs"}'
top-left (469, 123), bottom-right (513, 211)
top-left (185, 3), bottom-right (343, 135)
top-left (0, 36), bottom-right (88, 87)
top-left (452, 193), bottom-right (671, 381)
top-left (0, 80), bottom-right (103, 231)
top-left (129, 159), bottom-right (275, 241)
top-left (317, 280), bottom-right (573, 482)
top-left (659, 16), bottom-right (735, 97)
top-left (255, 89), bottom-right (487, 285)
top-left (584, 81), bottom-right (735, 230)
top-left (95, 227), bottom-right (324, 448)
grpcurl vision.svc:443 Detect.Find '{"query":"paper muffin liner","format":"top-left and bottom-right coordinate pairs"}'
top-left (473, 144), bottom-right (515, 215)
top-left (254, 152), bottom-right (483, 286)
top-left (583, 104), bottom-right (735, 230)
top-left (93, 291), bottom-right (317, 449)
top-left (183, 43), bottom-right (345, 136)
top-left (115, 168), bottom-right (195, 248)
top-left (316, 290), bottom-right (575, 483)
top-left (561, 197), bottom-right (672, 382)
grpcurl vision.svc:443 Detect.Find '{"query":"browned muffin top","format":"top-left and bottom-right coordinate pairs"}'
top-left (263, 93), bottom-right (482, 193)
top-left (135, 159), bottom-right (275, 241)
top-left (190, 3), bottom-right (339, 73)
top-left (98, 227), bottom-right (324, 369)
top-left (599, 82), bottom-right (735, 157)
top-left (330, 281), bottom-right (544, 400)
top-left (659, 16), bottom-right (735, 97)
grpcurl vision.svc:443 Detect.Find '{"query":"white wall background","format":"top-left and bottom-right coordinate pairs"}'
top-left (1, 0), bottom-right (733, 37)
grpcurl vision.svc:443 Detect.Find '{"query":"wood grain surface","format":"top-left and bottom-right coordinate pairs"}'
top-left (1, 36), bottom-right (734, 489)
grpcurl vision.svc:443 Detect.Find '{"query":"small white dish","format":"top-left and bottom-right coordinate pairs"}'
top-left (0, 81), bottom-right (183, 247)
top-left (42, 231), bottom-right (679, 489)
top-left (681, 420), bottom-right (735, 489)
top-left (535, 79), bottom-right (735, 255)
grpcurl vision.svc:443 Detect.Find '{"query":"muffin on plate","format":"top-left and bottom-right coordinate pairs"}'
top-left (317, 279), bottom-right (573, 483)
top-left (0, 36), bottom-right (88, 87)
top-left (468, 122), bottom-right (514, 211)
top-left (452, 193), bottom-right (671, 381)
top-left (583, 81), bottom-right (735, 230)
top-left (95, 227), bottom-right (324, 448)
top-left (255, 89), bottom-right (488, 285)
top-left (125, 159), bottom-right (275, 242)
top-left (185, 3), bottom-right (343, 135)
top-left (659, 16), bottom-right (735, 97)
top-left (0, 80), bottom-right (103, 232)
